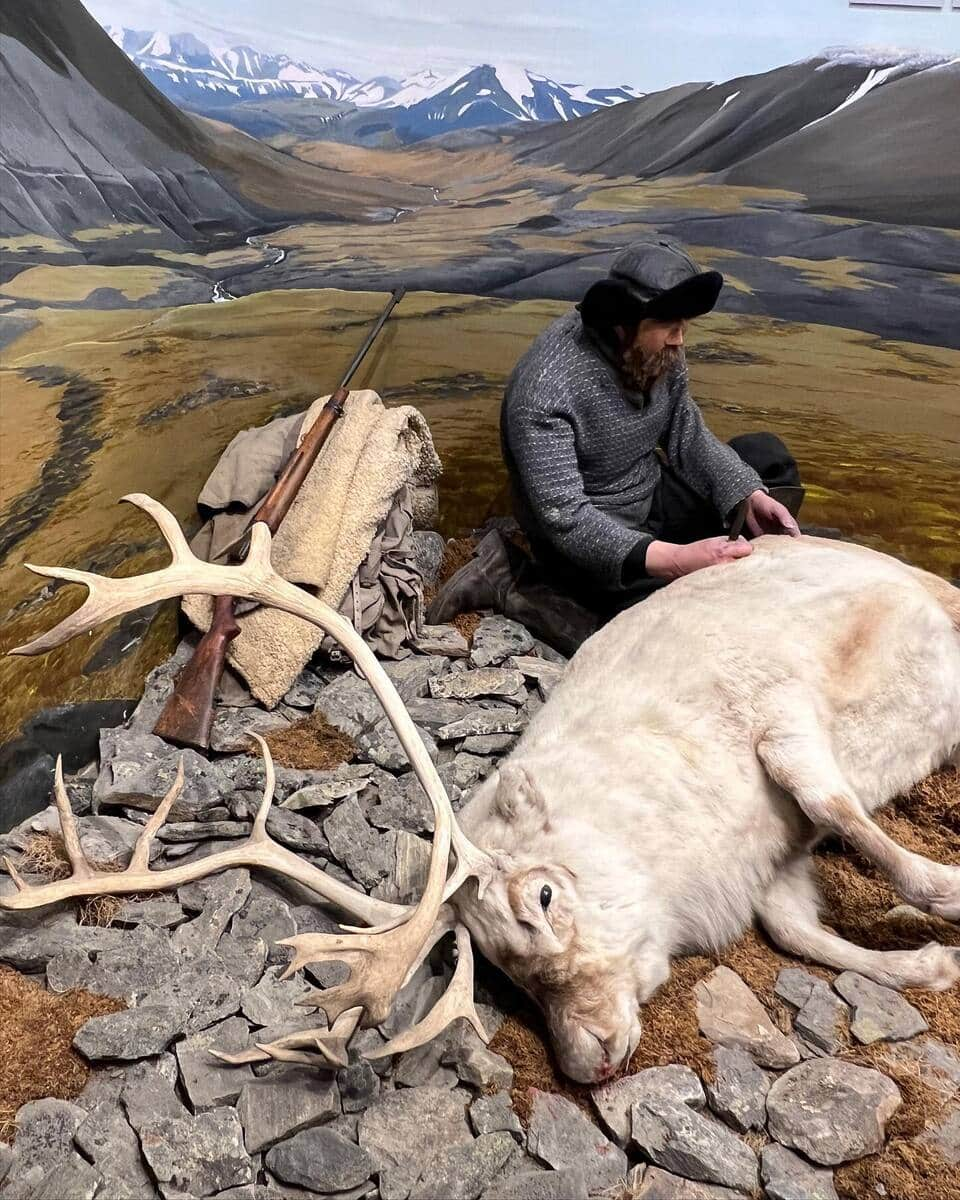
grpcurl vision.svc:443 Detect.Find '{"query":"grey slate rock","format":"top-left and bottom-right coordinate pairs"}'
top-left (774, 967), bottom-right (822, 1011)
top-left (124, 641), bottom-right (193, 732)
top-left (459, 733), bottom-right (519, 754)
top-left (451, 752), bottom-right (492, 790)
top-left (630, 1098), bottom-right (759, 1194)
top-left (356, 715), bottom-right (440, 771)
top-left (174, 868), bottom-right (252, 955)
top-left (47, 923), bottom-right (179, 1001)
top-left (74, 1102), bottom-right (159, 1200)
top-left (10, 1155), bottom-right (102, 1200)
top-left (470, 1092), bottom-right (523, 1139)
top-left (526, 1089), bottom-right (628, 1192)
top-left (705, 1047), bottom-right (771, 1133)
top-left (283, 669), bottom-right (326, 709)
top-left (74, 1005), bottom-right (184, 1061)
top-left (442, 1039), bottom-right (515, 1091)
top-left (481, 1170), bottom-right (587, 1200)
top-left (694, 965), bottom-right (799, 1069)
top-left (175, 1015), bottom-right (255, 1110)
top-left (314, 672), bottom-right (385, 737)
top-left (635, 1167), bottom-right (743, 1198)
top-left (238, 1067), bottom-right (340, 1153)
top-left (366, 773), bottom-right (434, 834)
top-left (881, 1035), bottom-right (960, 1098)
top-left (266, 1127), bottom-right (374, 1193)
top-left (119, 1054), bottom-right (188, 1131)
top-left (230, 893), bottom-right (297, 966)
top-left (794, 980), bottom-right (849, 1055)
top-left (115, 898), bottom-right (187, 929)
top-left (509, 655), bottom-right (566, 698)
top-left (411, 623), bottom-right (470, 658)
top-left (470, 617), bottom-right (535, 667)
top-left (393, 1039), bottom-right (459, 1090)
top-left (429, 668), bottom-right (525, 701)
top-left (437, 711), bottom-right (525, 741)
top-left (382, 653), bottom-right (449, 701)
top-left (266, 807), bottom-right (330, 856)
top-left (3, 1099), bottom-right (87, 1188)
top-left (410, 1131), bottom-right (517, 1200)
top-left (281, 766), bottom-right (375, 811)
top-left (338, 1059), bottom-right (381, 1113)
top-left (95, 728), bottom-right (227, 817)
top-left (357, 1087), bottom-right (472, 1186)
top-left (409, 530), bottom-right (446, 586)
top-left (760, 1144), bottom-right (839, 1200)
top-left (323, 797), bottom-right (394, 888)
top-left (209, 707), bottom-right (290, 753)
top-left (833, 970), bottom-right (929, 1044)
top-left (766, 1058), bottom-right (901, 1165)
top-left (139, 1107), bottom-right (253, 1199)
top-left (592, 1064), bottom-right (705, 1147)
top-left (157, 819), bottom-right (251, 842)
top-left (405, 696), bottom-right (485, 731)
top-left (240, 964), bottom-right (312, 1027)
top-left (775, 968), bottom-right (849, 1055)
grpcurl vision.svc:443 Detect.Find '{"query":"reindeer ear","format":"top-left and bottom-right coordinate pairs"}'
top-left (494, 764), bottom-right (546, 823)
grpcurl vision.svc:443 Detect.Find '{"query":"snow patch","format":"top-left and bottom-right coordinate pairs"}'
top-left (800, 64), bottom-right (899, 130)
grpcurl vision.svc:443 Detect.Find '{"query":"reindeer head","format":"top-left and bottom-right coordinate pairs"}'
top-left (2, 495), bottom-right (636, 1082)
top-left (450, 764), bottom-right (644, 1083)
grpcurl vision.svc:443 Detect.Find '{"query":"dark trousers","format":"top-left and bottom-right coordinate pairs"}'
top-left (504, 432), bottom-right (801, 657)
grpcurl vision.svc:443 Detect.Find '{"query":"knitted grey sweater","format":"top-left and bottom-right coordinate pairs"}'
top-left (500, 311), bottom-right (762, 589)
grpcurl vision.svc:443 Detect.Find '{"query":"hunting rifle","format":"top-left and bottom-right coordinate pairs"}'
top-left (152, 286), bottom-right (406, 750)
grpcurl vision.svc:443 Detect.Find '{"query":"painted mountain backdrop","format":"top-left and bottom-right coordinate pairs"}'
top-left (103, 27), bottom-right (643, 142)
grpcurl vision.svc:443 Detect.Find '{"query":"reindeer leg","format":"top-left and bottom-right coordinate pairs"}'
top-left (757, 716), bottom-right (960, 922)
top-left (758, 854), bottom-right (960, 990)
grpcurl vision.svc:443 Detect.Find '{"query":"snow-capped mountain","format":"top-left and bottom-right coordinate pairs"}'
top-left (104, 26), bottom-right (362, 105)
top-left (103, 27), bottom-right (641, 137)
top-left (391, 63), bottom-right (641, 130)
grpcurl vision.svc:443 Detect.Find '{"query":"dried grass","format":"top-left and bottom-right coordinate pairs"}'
top-left (0, 966), bottom-right (124, 1139)
top-left (13, 833), bottom-right (71, 881)
top-left (262, 710), bottom-right (358, 770)
top-left (12, 834), bottom-right (129, 927)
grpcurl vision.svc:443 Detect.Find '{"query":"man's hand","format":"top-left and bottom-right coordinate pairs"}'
top-left (645, 536), bottom-right (753, 581)
top-left (743, 489), bottom-right (800, 537)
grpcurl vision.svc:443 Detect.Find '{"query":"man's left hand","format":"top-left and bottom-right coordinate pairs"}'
top-left (744, 489), bottom-right (801, 537)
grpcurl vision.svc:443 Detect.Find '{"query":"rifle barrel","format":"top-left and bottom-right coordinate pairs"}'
top-left (338, 286), bottom-right (406, 390)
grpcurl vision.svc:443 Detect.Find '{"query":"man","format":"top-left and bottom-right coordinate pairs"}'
top-left (427, 237), bottom-right (804, 655)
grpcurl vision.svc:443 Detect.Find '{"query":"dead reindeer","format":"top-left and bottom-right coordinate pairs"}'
top-left (3, 495), bottom-right (959, 1085)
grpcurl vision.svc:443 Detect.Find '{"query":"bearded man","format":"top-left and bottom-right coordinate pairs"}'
top-left (427, 237), bottom-right (804, 656)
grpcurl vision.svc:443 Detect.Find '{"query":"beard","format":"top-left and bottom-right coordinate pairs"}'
top-left (621, 343), bottom-right (682, 392)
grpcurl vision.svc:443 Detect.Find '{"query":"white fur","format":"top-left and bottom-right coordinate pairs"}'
top-left (453, 536), bottom-right (960, 1082)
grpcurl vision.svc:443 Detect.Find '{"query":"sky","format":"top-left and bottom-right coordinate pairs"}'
top-left (84, 0), bottom-right (960, 88)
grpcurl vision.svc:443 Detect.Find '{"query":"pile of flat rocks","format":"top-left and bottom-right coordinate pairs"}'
top-left (1, 581), bottom-right (958, 1198)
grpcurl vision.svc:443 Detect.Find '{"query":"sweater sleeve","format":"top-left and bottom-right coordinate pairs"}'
top-left (506, 405), bottom-right (649, 587)
top-left (660, 372), bottom-right (764, 519)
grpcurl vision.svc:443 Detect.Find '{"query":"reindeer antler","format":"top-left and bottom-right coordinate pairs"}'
top-left (5, 494), bottom-right (498, 1066)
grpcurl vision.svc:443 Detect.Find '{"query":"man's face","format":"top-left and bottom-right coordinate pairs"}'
top-left (620, 317), bottom-right (688, 390)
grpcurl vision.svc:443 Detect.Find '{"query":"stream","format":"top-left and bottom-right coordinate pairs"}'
top-left (210, 235), bottom-right (286, 302)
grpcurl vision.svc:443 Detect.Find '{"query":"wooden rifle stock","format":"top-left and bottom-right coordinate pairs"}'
top-left (153, 288), bottom-right (405, 749)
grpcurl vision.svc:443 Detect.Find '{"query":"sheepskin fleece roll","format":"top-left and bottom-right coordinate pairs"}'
top-left (183, 389), bottom-right (441, 707)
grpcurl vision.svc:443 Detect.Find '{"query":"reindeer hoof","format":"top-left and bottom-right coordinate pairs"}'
top-left (923, 944), bottom-right (960, 990)
top-left (915, 865), bottom-right (960, 923)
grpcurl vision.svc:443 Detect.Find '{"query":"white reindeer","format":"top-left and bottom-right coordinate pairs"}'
top-left (4, 496), bottom-right (958, 1085)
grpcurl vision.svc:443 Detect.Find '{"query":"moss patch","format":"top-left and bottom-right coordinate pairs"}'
top-left (0, 966), bottom-right (124, 1139)
top-left (262, 709), bottom-right (358, 770)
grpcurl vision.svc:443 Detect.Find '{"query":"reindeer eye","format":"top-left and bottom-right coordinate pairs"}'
top-left (539, 884), bottom-right (552, 910)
